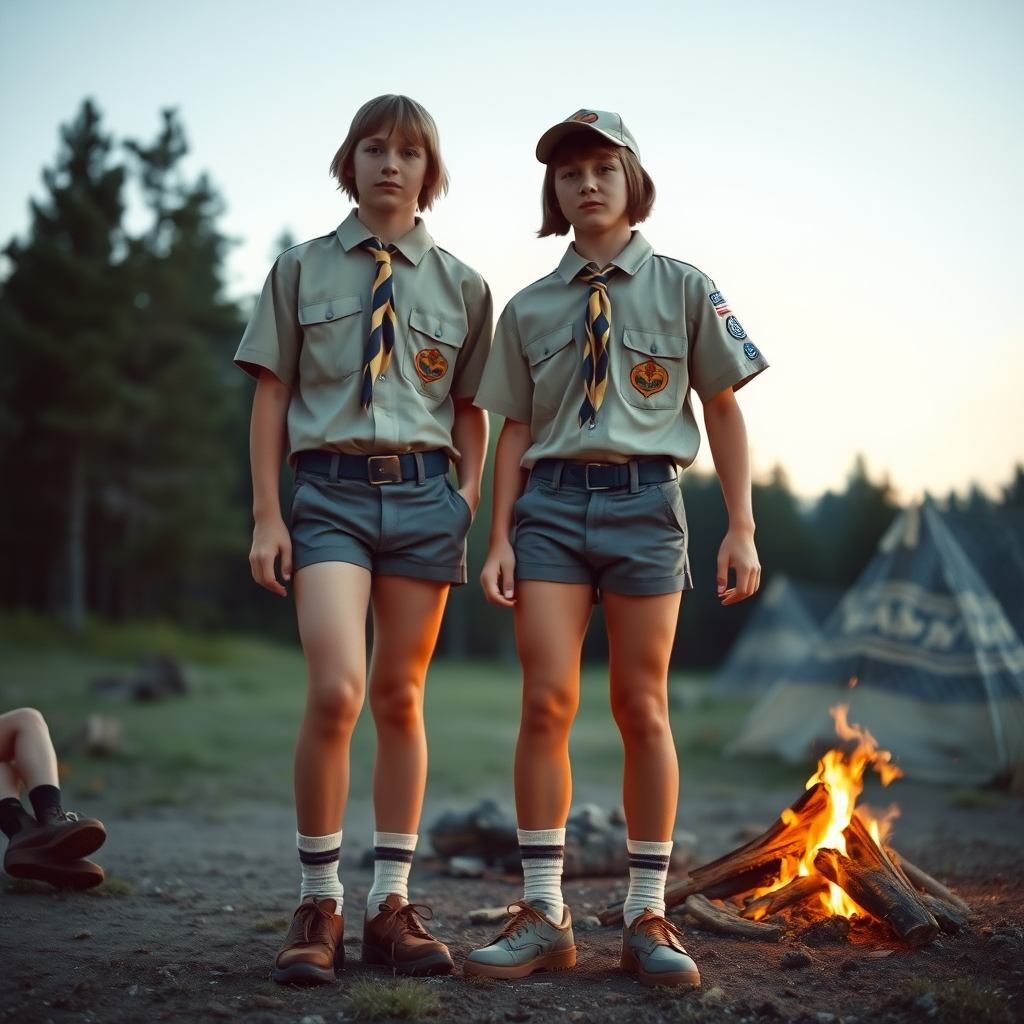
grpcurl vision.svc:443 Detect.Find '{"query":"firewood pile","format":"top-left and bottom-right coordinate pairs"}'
top-left (599, 706), bottom-right (972, 947)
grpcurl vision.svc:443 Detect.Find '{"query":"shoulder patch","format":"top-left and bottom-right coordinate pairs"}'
top-left (743, 342), bottom-right (759, 360)
top-left (710, 292), bottom-right (731, 318)
top-left (726, 316), bottom-right (747, 340)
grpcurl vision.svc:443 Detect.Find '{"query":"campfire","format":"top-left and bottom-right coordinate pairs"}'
top-left (600, 705), bottom-right (971, 945)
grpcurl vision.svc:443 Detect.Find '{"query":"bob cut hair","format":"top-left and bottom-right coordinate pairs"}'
top-left (330, 95), bottom-right (450, 212)
top-left (539, 133), bottom-right (656, 237)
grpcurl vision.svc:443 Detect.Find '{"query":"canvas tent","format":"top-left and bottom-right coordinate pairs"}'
top-left (710, 574), bottom-right (842, 698)
top-left (728, 499), bottom-right (1024, 784)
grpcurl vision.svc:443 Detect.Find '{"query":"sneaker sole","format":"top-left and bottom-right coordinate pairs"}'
top-left (620, 947), bottom-right (700, 988)
top-left (8, 821), bottom-right (107, 863)
top-left (361, 943), bottom-right (454, 976)
top-left (463, 946), bottom-right (577, 980)
top-left (4, 857), bottom-right (105, 890)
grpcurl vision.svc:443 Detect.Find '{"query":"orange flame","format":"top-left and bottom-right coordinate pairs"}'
top-left (755, 702), bottom-right (903, 918)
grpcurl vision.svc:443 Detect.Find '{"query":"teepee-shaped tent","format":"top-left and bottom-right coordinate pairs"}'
top-left (710, 574), bottom-right (842, 698)
top-left (728, 499), bottom-right (1024, 783)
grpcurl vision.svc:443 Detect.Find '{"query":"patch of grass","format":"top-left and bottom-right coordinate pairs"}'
top-left (900, 978), bottom-right (1013, 1024)
top-left (90, 875), bottom-right (135, 897)
top-left (345, 978), bottom-right (441, 1021)
top-left (947, 786), bottom-right (1004, 809)
top-left (2, 876), bottom-right (52, 894)
top-left (252, 914), bottom-right (290, 933)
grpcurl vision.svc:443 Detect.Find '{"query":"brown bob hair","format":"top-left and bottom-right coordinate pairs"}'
top-left (329, 95), bottom-right (450, 212)
top-left (539, 133), bottom-right (656, 237)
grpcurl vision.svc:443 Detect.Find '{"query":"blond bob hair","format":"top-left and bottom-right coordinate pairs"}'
top-left (539, 133), bottom-right (656, 237)
top-left (329, 95), bottom-right (449, 212)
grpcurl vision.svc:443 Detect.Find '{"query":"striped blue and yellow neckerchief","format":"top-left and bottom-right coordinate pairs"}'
top-left (578, 264), bottom-right (617, 426)
top-left (359, 237), bottom-right (399, 409)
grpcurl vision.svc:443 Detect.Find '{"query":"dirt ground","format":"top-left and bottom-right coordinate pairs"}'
top-left (1, 782), bottom-right (1022, 1024)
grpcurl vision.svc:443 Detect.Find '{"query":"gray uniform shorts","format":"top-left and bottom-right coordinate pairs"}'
top-left (289, 465), bottom-right (472, 584)
top-left (512, 464), bottom-right (692, 596)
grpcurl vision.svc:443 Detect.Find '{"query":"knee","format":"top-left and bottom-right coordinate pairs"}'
top-left (305, 677), bottom-right (364, 737)
top-left (521, 688), bottom-right (576, 740)
top-left (369, 681), bottom-right (422, 734)
top-left (611, 693), bottom-right (670, 745)
top-left (9, 707), bottom-right (49, 737)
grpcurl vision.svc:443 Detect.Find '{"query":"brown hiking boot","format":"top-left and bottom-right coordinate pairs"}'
top-left (273, 897), bottom-right (345, 985)
top-left (362, 894), bottom-right (454, 976)
top-left (4, 813), bottom-right (107, 888)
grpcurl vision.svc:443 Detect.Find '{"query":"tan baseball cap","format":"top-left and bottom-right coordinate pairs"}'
top-left (536, 109), bottom-right (641, 164)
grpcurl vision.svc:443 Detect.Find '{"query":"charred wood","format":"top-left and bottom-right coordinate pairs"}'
top-left (683, 894), bottom-right (784, 941)
top-left (741, 873), bottom-right (829, 921)
top-left (886, 851), bottom-right (972, 917)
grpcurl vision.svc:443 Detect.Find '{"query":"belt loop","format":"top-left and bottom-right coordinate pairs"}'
top-left (551, 460), bottom-right (564, 491)
top-left (628, 459), bottom-right (640, 494)
top-left (329, 453), bottom-right (340, 482)
top-left (413, 451), bottom-right (426, 486)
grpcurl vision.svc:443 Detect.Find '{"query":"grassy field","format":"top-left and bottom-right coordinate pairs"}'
top-left (0, 614), bottom-right (808, 812)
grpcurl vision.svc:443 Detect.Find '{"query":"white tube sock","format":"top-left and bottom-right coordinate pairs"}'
top-left (623, 838), bottom-right (673, 927)
top-left (297, 830), bottom-right (344, 908)
top-left (519, 827), bottom-right (566, 925)
top-left (365, 831), bottom-right (417, 920)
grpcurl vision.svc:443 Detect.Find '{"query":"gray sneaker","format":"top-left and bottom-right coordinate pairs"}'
top-left (621, 910), bottom-right (701, 988)
top-left (463, 901), bottom-right (576, 979)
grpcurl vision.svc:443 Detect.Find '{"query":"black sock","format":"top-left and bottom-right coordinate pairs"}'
top-left (28, 784), bottom-right (63, 823)
top-left (0, 797), bottom-right (34, 839)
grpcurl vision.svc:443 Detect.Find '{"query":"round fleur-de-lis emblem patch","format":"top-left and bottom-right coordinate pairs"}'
top-left (630, 359), bottom-right (668, 398)
top-left (726, 316), bottom-right (746, 340)
top-left (415, 348), bottom-right (449, 383)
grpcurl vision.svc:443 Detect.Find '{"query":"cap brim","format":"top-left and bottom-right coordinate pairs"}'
top-left (535, 121), bottom-right (629, 164)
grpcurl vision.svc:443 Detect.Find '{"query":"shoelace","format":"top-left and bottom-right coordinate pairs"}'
top-left (634, 911), bottom-right (687, 952)
top-left (375, 902), bottom-right (434, 940)
top-left (495, 902), bottom-right (548, 940)
top-left (292, 900), bottom-right (337, 945)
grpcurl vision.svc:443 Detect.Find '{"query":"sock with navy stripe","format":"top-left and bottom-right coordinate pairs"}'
top-left (297, 830), bottom-right (345, 908)
top-left (366, 831), bottom-right (417, 919)
top-left (623, 838), bottom-right (673, 927)
top-left (519, 827), bottom-right (566, 925)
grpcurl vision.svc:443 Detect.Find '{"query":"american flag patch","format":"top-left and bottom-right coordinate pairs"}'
top-left (709, 291), bottom-right (731, 318)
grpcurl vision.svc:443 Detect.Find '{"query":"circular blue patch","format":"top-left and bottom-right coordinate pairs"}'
top-left (727, 316), bottom-right (746, 340)
top-left (743, 342), bottom-right (758, 360)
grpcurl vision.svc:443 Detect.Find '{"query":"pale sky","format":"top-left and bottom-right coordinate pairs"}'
top-left (1, 0), bottom-right (1021, 500)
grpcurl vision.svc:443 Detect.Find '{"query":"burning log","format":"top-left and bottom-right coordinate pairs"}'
top-left (741, 873), bottom-right (829, 921)
top-left (886, 851), bottom-right (971, 918)
top-left (683, 894), bottom-right (784, 941)
top-left (598, 783), bottom-right (831, 926)
top-left (813, 815), bottom-right (938, 947)
top-left (919, 894), bottom-right (967, 934)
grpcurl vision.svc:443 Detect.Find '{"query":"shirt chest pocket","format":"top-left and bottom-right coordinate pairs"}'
top-left (524, 324), bottom-right (576, 418)
top-left (297, 295), bottom-right (364, 382)
top-left (403, 307), bottom-right (468, 401)
top-left (619, 328), bottom-right (687, 411)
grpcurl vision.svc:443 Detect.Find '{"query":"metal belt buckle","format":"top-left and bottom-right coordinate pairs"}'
top-left (368, 455), bottom-right (403, 485)
top-left (585, 463), bottom-right (610, 490)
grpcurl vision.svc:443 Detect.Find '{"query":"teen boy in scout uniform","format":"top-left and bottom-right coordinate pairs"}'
top-left (236, 95), bottom-right (491, 984)
top-left (466, 110), bottom-right (767, 987)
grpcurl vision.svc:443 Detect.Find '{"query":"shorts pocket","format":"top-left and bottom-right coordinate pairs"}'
top-left (658, 480), bottom-right (687, 535)
top-left (619, 328), bottom-right (686, 411)
top-left (403, 308), bottom-right (468, 402)
top-left (444, 477), bottom-right (474, 529)
top-left (297, 295), bottom-right (364, 382)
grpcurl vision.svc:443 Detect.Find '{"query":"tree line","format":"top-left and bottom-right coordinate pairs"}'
top-left (2, 102), bottom-right (1021, 667)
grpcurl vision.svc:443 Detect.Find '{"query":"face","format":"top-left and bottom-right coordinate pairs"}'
top-left (348, 130), bottom-right (430, 215)
top-left (552, 146), bottom-right (630, 234)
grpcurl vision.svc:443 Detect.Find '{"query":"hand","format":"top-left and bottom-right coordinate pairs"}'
top-left (249, 515), bottom-right (293, 597)
top-left (481, 539), bottom-right (516, 607)
top-left (717, 526), bottom-right (760, 606)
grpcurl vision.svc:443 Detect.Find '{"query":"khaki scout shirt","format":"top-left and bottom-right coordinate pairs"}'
top-left (234, 210), bottom-right (492, 465)
top-left (474, 231), bottom-right (768, 469)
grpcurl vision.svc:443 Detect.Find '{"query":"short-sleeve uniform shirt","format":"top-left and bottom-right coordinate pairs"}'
top-left (235, 210), bottom-right (493, 466)
top-left (474, 231), bottom-right (768, 469)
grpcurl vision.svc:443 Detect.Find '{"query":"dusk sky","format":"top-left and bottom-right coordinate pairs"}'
top-left (1, 0), bottom-right (1021, 501)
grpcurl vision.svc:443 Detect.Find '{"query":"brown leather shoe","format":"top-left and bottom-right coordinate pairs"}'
top-left (4, 812), bottom-right (106, 865)
top-left (362, 894), bottom-right (454, 975)
top-left (273, 897), bottom-right (345, 985)
top-left (3, 852), bottom-right (105, 890)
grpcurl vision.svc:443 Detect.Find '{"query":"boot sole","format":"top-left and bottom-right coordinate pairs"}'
top-left (463, 946), bottom-right (577, 980)
top-left (4, 856), bottom-right (105, 890)
top-left (620, 947), bottom-right (700, 988)
top-left (6, 821), bottom-right (106, 864)
top-left (362, 943), bottom-right (454, 976)
top-left (272, 962), bottom-right (337, 986)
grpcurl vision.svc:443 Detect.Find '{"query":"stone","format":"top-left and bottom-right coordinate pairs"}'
top-left (780, 949), bottom-right (812, 969)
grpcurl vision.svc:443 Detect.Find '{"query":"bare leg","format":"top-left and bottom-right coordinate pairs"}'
top-left (0, 708), bottom-right (59, 791)
top-left (292, 562), bottom-right (373, 836)
top-left (367, 575), bottom-right (450, 834)
top-left (0, 762), bottom-right (21, 801)
top-left (513, 581), bottom-right (594, 830)
top-left (605, 591), bottom-right (682, 841)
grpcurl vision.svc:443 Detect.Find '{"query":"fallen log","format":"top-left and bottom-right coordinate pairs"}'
top-left (920, 893), bottom-right (967, 934)
top-left (741, 873), bottom-right (829, 921)
top-left (683, 895), bottom-right (784, 941)
top-left (886, 851), bottom-right (971, 918)
top-left (814, 815), bottom-right (938, 947)
top-left (599, 783), bottom-right (831, 925)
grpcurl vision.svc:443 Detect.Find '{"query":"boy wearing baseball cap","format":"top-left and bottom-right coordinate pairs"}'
top-left (466, 109), bottom-right (768, 987)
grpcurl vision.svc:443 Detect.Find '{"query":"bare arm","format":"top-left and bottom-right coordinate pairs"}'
top-left (480, 418), bottom-right (532, 607)
top-left (703, 387), bottom-right (761, 605)
top-left (249, 368), bottom-right (293, 597)
top-left (451, 397), bottom-right (489, 516)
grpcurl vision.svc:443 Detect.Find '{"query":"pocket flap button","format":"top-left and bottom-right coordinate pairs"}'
top-left (650, 343), bottom-right (658, 354)
top-left (325, 310), bottom-right (334, 319)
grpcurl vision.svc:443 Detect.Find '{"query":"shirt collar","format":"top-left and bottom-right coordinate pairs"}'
top-left (555, 230), bottom-right (655, 284)
top-left (336, 209), bottom-right (434, 266)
